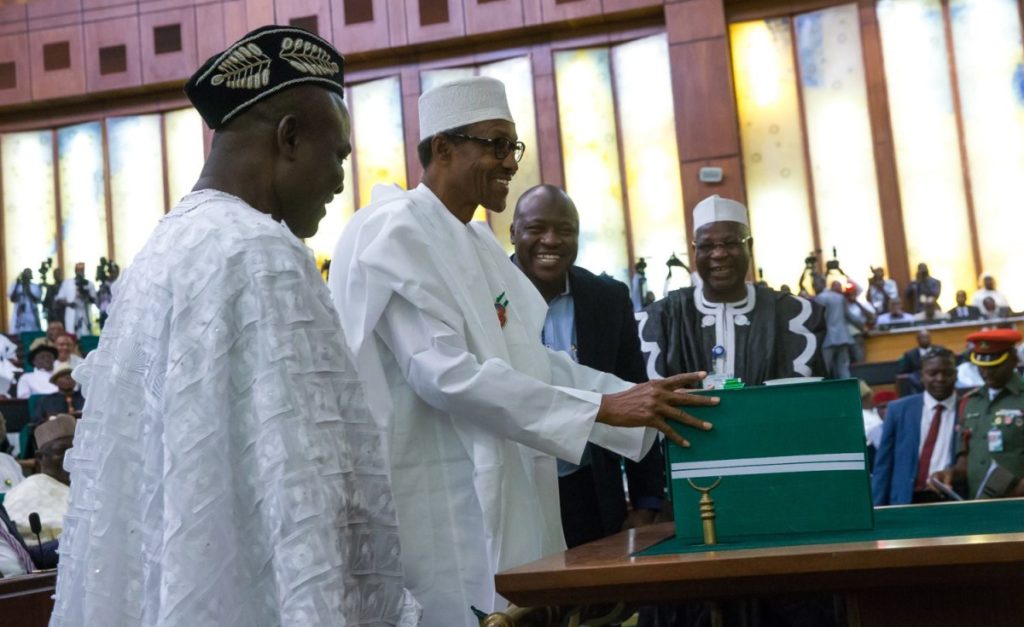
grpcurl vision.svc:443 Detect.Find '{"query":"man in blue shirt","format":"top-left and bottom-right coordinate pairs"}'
top-left (511, 184), bottom-right (664, 547)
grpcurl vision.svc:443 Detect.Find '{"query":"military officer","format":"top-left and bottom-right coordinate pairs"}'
top-left (933, 329), bottom-right (1024, 498)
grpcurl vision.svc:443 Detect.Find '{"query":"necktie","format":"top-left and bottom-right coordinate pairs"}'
top-left (915, 404), bottom-right (945, 491)
top-left (0, 520), bottom-right (35, 574)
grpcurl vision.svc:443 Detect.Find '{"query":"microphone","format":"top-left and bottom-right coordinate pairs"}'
top-left (28, 512), bottom-right (44, 567)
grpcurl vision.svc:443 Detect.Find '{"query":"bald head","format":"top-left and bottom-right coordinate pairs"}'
top-left (511, 185), bottom-right (579, 302)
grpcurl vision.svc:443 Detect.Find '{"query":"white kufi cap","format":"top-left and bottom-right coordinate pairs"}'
top-left (418, 76), bottom-right (514, 140)
top-left (692, 195), bottom-right (749, 235)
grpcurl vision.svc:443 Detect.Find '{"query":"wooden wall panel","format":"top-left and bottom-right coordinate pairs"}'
top-left (28, 25), bottom-right (87, 101)
top-left (138, 0), bottom-right (198, 11)
top-left (82, 0), bottom-right (138, 9)
top-left (400, 65), bottom-right (422, 189)
top-left (27, 0), bottom-right (83, 20)
top-left (530, 44), bottom-right (563, 188)
top-left (83, 16), bottom-right (142, 92)
top-left (403, 0), bottom-right (465, 45)
top-left (857, 0), bottom-right (909, 290)
top-left (138, 7), bottom-right (197, 84)
top-left (0, 33), bottom-right (31, 106)
top-left (539, 0), bottom-right (602, 23)
top-left (274, 0), bottom-right (332, 37)
top-left (331, 0), bottom-right (392, 55)
top-left (522, 0), bottom-right (542, 26)
top-left (244, 0), bottom-right (275, 32)
top-left (666, 0), bottom-right (726, 43)
top-left (82, 4), bottom-right (140, 22)
top-left (0, 5), bottom-right (27, 37)
top-left (194, 3), bottom-right (228, 65)
top-left (464, 0), bottom-right (525, 35)
top-left (668, 39), bottom-right (740, 160)
top-left (223, 0), bottom-right (249, 42)
top-left (387, 0), bottom-right (409, 48)
top-left (603, 0), bottom-right (661, 15)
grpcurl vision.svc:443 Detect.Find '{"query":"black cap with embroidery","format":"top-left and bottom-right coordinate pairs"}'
top-left (184, 25), bottom-right (345, 130)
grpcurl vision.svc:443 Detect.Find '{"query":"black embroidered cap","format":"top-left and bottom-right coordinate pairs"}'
top-left (185, 25), bottom-right (345, 130)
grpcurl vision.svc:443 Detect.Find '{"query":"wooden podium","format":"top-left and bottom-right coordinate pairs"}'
top-left (495, 500), bottom-right (1024, 627)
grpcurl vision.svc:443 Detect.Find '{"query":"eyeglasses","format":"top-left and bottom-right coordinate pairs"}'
top-left (446, 132), bottom-right (526, 163)
top-left (693, 236), bottom-right (751, 255)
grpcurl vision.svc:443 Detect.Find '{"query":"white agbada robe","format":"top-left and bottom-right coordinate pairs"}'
top-left (330, 184), bottom-right (654, 626)
top-left (5, 473), bottom-right (68, 542)
top-left (51, 190), bottom-right (419, 627)
top-left (56, 277), bottom-right (97, 337)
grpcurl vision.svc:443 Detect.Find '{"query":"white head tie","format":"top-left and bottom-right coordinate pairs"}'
top-left (692, 195), bottom-right (749, 235)
top-left (418, 76), bottom-right (514, 140)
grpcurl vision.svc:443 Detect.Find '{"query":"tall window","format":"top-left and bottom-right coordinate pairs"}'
top-left (731, 4), bottom-right (885, 293)
top-left (554, 34), bottom-right (686, 288)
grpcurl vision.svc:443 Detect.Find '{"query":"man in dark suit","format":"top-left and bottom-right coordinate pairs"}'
top-left (872, 347), bottom-right (959, 505)
top-left (511, 184), bottom-right (664, 547)
top-left (948, 290), bottom-right (982, 321)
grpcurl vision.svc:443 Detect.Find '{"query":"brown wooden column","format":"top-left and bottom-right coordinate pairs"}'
top-left (857, 0), bottom-right (910, 291)
top-left (531, 43), bottom-right (564, 189)
top-left (664, 0), bottom-right (745, 269)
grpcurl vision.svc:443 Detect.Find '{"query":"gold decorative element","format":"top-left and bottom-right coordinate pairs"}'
top-left (211, 43), bottom-right (271, 89)
top-left (686, 477), bottom-right (723, 545)
top-left (279, 37), bottom-right (339, 76)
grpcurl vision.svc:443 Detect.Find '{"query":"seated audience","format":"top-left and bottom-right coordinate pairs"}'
top-left (53, 334), bottom-right (84, 372)
top-left (912, 296), bottom-right (950, 323)
top-left (29, 320), bottom-right (66, 352)
top-left (5, 414), bottom-right (75, 547)
top-left (0, 502), bottom-right (36, 577)
top-left (866, 267), bottom-right (898, 315)
top-left (905, 263), bottom-right (941, 314)
top-left (16, 345), bottom-right (58, 399)
top-left (980, 296), bottom-right (1011, 320)
top-left (897, 330), bottom-right (935, 394)
top-left (872, 348), bottom-right (958, 505)
top-left (948, 290), bottom-right (982, 321)
top-left (971, 273), bottom-right (1009, 310)
top-left (0, 412), bottom-right (24, 495)
top-left (933, 330), bottom-right (1024, 499)
top-left (33, 368), bottom-right (84, 424)
top-left (875, 300), bottom-right (912, 327)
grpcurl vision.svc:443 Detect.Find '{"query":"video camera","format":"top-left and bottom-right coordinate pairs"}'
top-left (38, 257), bottom-right (53, 283)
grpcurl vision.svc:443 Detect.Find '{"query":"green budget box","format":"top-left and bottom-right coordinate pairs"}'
top-left (667, 379), bottom-right (873, 543)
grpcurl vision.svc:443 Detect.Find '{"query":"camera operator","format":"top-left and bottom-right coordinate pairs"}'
top-left (39, 257), bottom-right (65, 325)
top-left (8, 267), bottom-right (42, 333)
top-left (95, 258), bottom-right (120, 330)
top-left (55, 262), bottom-right (97, 337)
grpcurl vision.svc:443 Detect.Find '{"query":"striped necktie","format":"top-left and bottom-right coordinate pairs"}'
top-left (0, 520), bottom-right (35, 574)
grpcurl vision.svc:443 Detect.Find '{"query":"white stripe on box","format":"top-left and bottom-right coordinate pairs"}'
top-left (671, 452), bottom-right (864, 472)
top-left (671, 461), bottom-right (865, 479)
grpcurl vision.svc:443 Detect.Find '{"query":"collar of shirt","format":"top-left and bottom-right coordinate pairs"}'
top-left (923, 392), bottom-right (955, 413)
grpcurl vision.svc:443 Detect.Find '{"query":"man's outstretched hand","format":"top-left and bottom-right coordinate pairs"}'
top-left (597, 371), bottom-right (718, 448)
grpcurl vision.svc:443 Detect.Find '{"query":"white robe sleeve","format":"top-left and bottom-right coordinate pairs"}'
top-left (376, 294), bottom-right (605, 464)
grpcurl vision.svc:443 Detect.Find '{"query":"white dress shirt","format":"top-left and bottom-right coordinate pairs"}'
top-left (920, 392), bottom-right (956, 475)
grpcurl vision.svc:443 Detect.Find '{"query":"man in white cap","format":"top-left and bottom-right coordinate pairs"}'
top-left (330, 76), bottom-right (718, 625)
top-left (637, 195), bottom-right (825, 385)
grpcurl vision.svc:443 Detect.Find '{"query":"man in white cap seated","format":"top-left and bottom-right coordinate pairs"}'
top-left (637, 195), bottom-right (825, 385)
top-left (330, 76), bottom-right (719, 625)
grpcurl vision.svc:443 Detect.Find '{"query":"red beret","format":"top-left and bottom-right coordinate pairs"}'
top-left (873, 390), bottom-right (898, 405)
top-left (967, 329), bottom-right (1021, 366)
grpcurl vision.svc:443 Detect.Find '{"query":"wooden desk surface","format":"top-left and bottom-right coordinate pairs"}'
top-left (862, 316), bottom-right (1024, 363)
top-left (495, 502), bottom-right (1024, 608)
top-left (0, 570), bottom-right (56, 627)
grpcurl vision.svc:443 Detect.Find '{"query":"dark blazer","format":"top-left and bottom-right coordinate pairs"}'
top-left (33, 391), bottom-right (84, 424)
top-left (947, 305), bottom-right (982, 321)
top-left (871, 393), bottom-right (958, 505)
top-left (898, 348), bottom-right (925, 375)
top-left (565, 266), bottom-right (664, 541)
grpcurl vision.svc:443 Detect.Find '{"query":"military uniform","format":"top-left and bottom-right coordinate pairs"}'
top-left (957, 373), bottom-right (1024, 497)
